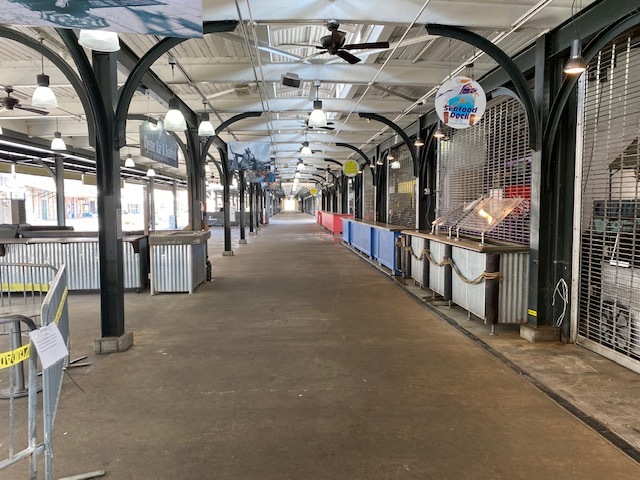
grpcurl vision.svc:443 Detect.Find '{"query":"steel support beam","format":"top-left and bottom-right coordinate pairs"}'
top-left (358, 112), bottom-right (419, 177)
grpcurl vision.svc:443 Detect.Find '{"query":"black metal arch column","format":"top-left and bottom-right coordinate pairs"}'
top-left (544, 10), bottom-right (640, 161)
top-left (0, 27), bottom-right (97, 143)
top-left (358, 113), bottom-right (420, 177)
top-left (425, 23), bottom-right (541, 151)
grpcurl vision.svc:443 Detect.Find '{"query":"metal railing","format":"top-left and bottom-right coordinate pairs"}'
top-left (0, 264), bottom-right (69, 479)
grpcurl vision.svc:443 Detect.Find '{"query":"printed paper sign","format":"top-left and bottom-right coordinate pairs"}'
top-left (29, 322), bottom-right (69, 370)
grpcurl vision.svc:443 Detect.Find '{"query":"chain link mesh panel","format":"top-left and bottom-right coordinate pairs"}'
top-left (577, 30), bottom-right (640, 367)
top-left (436, 97), bottom-right (531, 244)
top-left (388, 144), bottom-right (416, 228)
top-left (363, 167), bottom-right (375, 221)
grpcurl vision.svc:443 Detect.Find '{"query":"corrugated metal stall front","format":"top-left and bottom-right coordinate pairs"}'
top-left (410, 236), bottom-right (426, 286)
top-left (429, 241), bottom-right (447, 296)
top-left (451, 248), bottom-right (486, 319)
top-left (1, 240), bottom-right (143, 290)
top-left (151, 244), bottom-right (192, 293)
top-left (498, 253), bottom-right (529, 324)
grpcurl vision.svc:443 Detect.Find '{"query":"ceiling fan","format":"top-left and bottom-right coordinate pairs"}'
top-left (314, 19), bottom-right (390, 64)
top-left (0, 87), bottom-right (49, 115)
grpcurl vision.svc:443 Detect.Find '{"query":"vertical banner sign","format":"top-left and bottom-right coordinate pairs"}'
top-left (227, 141), bottom-right (272, 183)
top-left (0, 0), bottom-right (203, 38)
top-left (140, 120), bottom-right (179, 168)
top-left (435, 77), bottom-right (486, 129)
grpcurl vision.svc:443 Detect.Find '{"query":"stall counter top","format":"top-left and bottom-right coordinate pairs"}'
top-left (0, 235), bottom-right (146, 244)
top-left (402, 230), bottom-right (529, 253)
top-left (149, 230), bottom-right (211, 246)
top-left (345, 218), bottom-right (407, 232)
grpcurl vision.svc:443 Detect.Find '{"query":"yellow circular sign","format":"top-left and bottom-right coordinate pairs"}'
top-left (343, 160), bottom-right (359, 177)
top-left (310, 187), bottom-right (317, 195)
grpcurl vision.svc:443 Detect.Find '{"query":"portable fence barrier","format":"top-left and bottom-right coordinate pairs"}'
top-left (0, 264), bottom-right (86, 479)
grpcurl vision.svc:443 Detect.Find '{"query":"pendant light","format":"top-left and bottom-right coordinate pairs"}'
top-left (414, 102), bottom-right (424, 147)
top-left (308, 82), bottom-right (327, 128)
top-left (564, 38), bottom-right (587, 75)
top-left (434, 120), bottom-right (445, 139)
top-left (376, 157), bottom-right (384, 165)
top-left (32, 38), bottom-right (58, 109)
top-left (205, 162), bottom-right (211, 173)
top-left (198, 99), bottom-right (215, 136)
top-left (164, 59), bottom-right (187, 132)
top-left (297, 159), bottom-right (305, 171)
top-left (391, 159), bottom-right (401, 169)
top-left (146, 165), bottom-right (156, 177)
top-left (124, 153), bottom-right (135, 168)
top-left (564, 1), bottom-right (587, 75)
top-left (51, 118), bottom-right (66, 150)
top-left (78, 30), bottom-right (120, 52)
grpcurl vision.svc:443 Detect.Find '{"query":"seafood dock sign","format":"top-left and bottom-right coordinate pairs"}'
top-left (435, 77), bottom-right (486, 129)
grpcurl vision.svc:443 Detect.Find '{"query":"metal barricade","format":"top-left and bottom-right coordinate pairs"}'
top-left (0, 264), bottom-right (70, 480)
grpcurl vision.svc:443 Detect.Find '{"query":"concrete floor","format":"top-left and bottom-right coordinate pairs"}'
top-left (2, 212), bottom-right (640, 479)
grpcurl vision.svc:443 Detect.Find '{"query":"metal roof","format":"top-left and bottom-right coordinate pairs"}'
top-left (0, 0), bottom-right (597, 193)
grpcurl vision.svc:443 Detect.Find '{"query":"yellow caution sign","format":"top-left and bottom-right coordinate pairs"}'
top-left (0, 344), bottom-right (30, 370)
top-left (527, 309), bottom-right (537, 317)
top-left (54, 287), bottom-right (69, 325)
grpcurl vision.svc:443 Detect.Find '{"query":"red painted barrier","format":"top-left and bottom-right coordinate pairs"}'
top-left (317, 211), bottom-right (353, 234)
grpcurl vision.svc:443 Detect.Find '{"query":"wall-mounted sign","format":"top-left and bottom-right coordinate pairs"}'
top-left (343, 160), bottom-right (359, 177)
top-left (139, 120), bottom-right (178, 168)
top-left (435, 77), bottom-right (486, 129)
top-left (0, 0), bottom-right (203, 38)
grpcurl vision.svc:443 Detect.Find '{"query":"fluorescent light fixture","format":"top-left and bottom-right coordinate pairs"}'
top-left (564, 38), bottom-right (587, 75)
top-left (124, 154), bottom-right (135, 168)
top-left (164, 97), bottom-right (187, 132)
top-left (31, 74), bottom-right (58, 109)
top-left (78, 30), bottom-right (120, 52)
top-left (51, 131), bottom-right (66, 151)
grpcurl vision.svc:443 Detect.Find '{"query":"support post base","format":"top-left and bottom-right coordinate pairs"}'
top-left (239, 239), bottom-right (248, 244)
top-left (223, 251), bottom-right (234, 256)
top-left (520, 324), bottom-right (560, 343)
top-left (94, 331), bottom-right (134, 354)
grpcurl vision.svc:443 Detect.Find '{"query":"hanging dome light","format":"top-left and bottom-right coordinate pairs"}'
top-left (308, 100), bottom-right (327, 128)
top-left (300, 141), bottom-right (313, 156)
top-left (414, 137), bottom-right (425, 147)
top-left (376, 157), bottom-right (384, 165)
top-left (369, 161), bottom-right (375, 168)
top-left (164, 97), bottom-right (187, 132)
top-left (295, 171), bottom-right (301, 178)
top-left (32, 74), bottom-right (58, 109)
top-left (205, 162), bottom-right (211, 173)
top-left (391, 159), bottom-right (401, 169)
top-left (0, 126), bottom-right (3, 135)
top-left (297, 159), bottom-right (305, 171)
top-left (51, 131), bottom-right (66, 151)
top-left (198, 111), bottom-right (215, 137)
top-left (564, 38), bottom-right (587, 75)
top-left (124, 153), bottom-right (135, 168)
top-left (78, 30), bottom-right (121, 52)
top-left (146, 166), bottom-right (156, 177)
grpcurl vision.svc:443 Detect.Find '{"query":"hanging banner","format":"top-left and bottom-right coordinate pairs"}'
top-left (139, 120), bottom-right (179, 168)
top-left (227, 141), bottom-right (272, 183)
top-left (435, 76), bottom-right (486, 129)
top-left (342, 160), bottom-right (359, 178)
top-left (0, 0), bottom-right (203, 38)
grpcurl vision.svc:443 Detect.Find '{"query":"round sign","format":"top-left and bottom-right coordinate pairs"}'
top-left (342, 160), bottom-right (359, 177)
top-left (435, 76), bottom-right (486, 129)
top-left (310, 187), bottom-right (317, 195)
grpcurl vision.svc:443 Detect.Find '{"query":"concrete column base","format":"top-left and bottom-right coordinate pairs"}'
top-left (520, 324), bottom-right (560, 343)
top-left (94, 331), bottom-right (134, 354)
top-left (223, 251), bottom-right (234, 256)
top-left (239, 239), bottom-right (248, 244)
